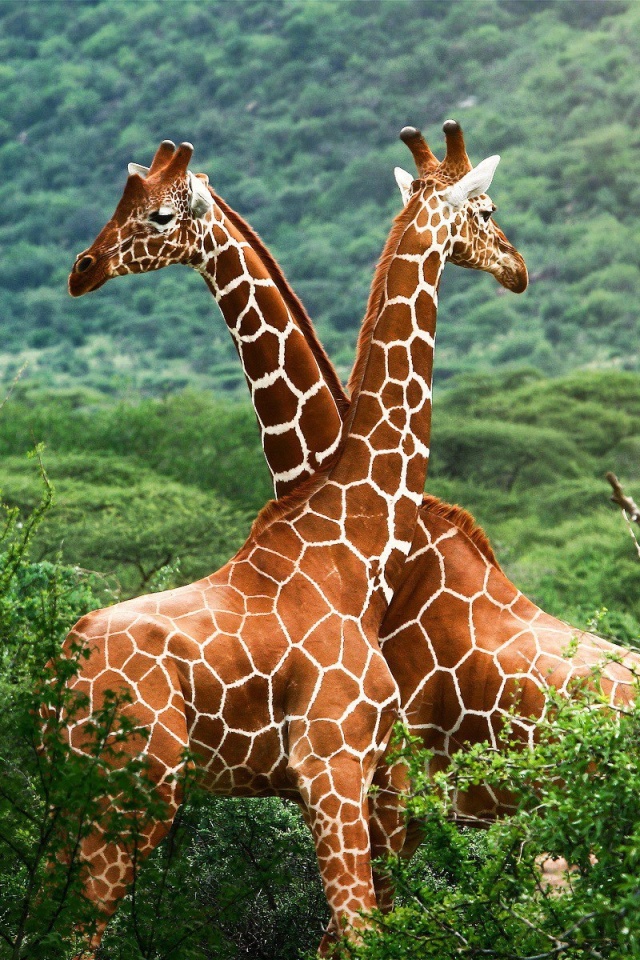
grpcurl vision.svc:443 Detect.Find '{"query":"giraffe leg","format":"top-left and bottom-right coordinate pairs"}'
top-left (70, 775), bottom-right (183, 958)
top-left (63, 658), bottom-right (190, 957)
top-left (368, 759), bottom-right (410, 914)
top-left (287, 751), bottom-right (379, 951)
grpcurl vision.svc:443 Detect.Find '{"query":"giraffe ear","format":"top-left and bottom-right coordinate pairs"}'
top-left (394, 167), bottom-right (415, 206)
top-left (188, 170), bottom-right (213, 218)
top-left (128, 163), bottom-right (150, 179)
top-left (442, 155), bottom-right (501, 208)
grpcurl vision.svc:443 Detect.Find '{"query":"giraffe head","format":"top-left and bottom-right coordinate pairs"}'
top-left (69, 140), bottom-right (213, 296)
top-left (394, 120), bottom-right (527, 293)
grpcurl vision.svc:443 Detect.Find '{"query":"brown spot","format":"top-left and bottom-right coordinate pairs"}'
top-left (303, 616), bottom-right (346, 669)
top-left (246, 729), bottom-right (281, 770)
top-left (308, 719), bottom-right (344, 755)
top-left (406, 379), bottom-right (426, 410)
top-left (192, 662), bottom-right (224, 714)
top-left (294, 511), bottom-right (341, 544)
top-left (422, 593), bottom-right (470, 669)
top-left (191, 714), bottom-right (224, 749)
top-left (380, 380), bottom-right (405, 409)
top-left (305, 544), bottom-right (368, 615)
top-left (416, 206), bottom-right (431, 230)
top-left (386, 258), bottom-right (420, 301)
top-left (246, 595), bottom-right (274, 615)
top-left (249, 547), bottom-right (296, 582)
top-left (383, 627), bottom-right (435, 701)
top-left (219, 730), bottom-right (252, 766)
top-left (257, 378), bottom-right (300, 427)
top-left (455, 651), bottom-right (503, 713)
top-left (368, 419), bottom-right (402, 451)
top-left (212, 224), bottom-right (227, 247)
top-left (225, 677), bottom-right (272, 732)
top-left (340, 621), bottom-right (370, 676)
top-left (471, 595), bottom-right (506, 651)
top-left (277, 574), bottom-right (331, 645)
top-left (300, 390), bottom-right (343, 462)
top-left (236, 306), bottom-right (262, 338)
top-left (371, 451), bottom-right (403, 495)
top-left (316, 669), bottom-right (361, 720)
top-left (313, 483), bottom-right (343, 522)
top-left (263, 428), bottom-right (304, 475)
top-left (129, 620), bottom-right (167, 656)
top-left (241, 330), bottom-right (280, 382)
top-left (341, 699), bottom-right (381, 742)
top-left (455, 714), bottom-right (492, 748)
top-left (254, 284), bottom-right (291, 334)
top-left (344, 484), bottom-right (389, 543)
top-left (124, 651), bottom-right (156, 683)
top-left (216, 243), bottom-right (244, 287)
top-left (436, 225), bottom-right (448, 245)
top-left (486, 567), bottom-right (517, 606)
top-left (387, 344), bottom-right (410, 382)
top-left (258, 524), bottom-right (304, 563)
top-left (354, 393), bottom-right (384, 433)
top-left (422, 250), bottom-right (441, 285)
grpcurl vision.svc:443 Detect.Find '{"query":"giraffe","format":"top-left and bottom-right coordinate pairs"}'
top-left (69, 139), bottom-right (348, 498)
top-left (63, 123), bottom-right (527, 955)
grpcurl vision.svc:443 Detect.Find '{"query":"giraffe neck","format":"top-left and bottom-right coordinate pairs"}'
top-left (313, 199), bottom-right (448, 600)
top-left (190, 200), bottom-right (344, 497)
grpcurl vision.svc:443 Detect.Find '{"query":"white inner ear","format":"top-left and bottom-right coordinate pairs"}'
top-left (443, 155), bottom-right (501, 208)
top-left (128, 163), bottom-right (150, 179)
top-left (394, 166), bottom-right (415, 206)
top-left (188, 170), bottom-right (213, 218)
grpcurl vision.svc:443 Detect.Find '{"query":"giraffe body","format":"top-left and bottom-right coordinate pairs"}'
top-left (380, 498), bottom-right (639, 828)
top-left (67, 125), bottom-right (526, 952)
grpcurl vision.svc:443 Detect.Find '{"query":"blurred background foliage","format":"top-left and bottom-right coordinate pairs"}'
top-left (1, 0), bottom-right (640, 393)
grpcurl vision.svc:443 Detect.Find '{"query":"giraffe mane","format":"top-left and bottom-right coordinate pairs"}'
top-left (210, 188), bottom-right (350, 417)
top-left (242, 468), bottom-right (332, 545)
top-left (346, 193), bottom-right (421, 397)
top-left (421, 494), bottom-right (501, 570)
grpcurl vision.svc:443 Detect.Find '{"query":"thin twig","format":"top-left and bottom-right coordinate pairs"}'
top-left (0, 362), bottom-right (28, 413)
top-left (606, 472), bottom-right (640, 559)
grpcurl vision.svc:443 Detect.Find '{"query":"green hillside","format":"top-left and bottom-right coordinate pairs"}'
top-left (1, 0), bottom-right (640, 394)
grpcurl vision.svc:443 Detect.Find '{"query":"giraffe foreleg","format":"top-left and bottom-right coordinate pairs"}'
top-left (368, 757), bottom-right (410, 914)
top-left (287, 748), bottom-right (379, 951)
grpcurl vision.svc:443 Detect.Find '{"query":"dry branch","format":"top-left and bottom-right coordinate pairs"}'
top-left (606, 472), bottom-right (640, 559)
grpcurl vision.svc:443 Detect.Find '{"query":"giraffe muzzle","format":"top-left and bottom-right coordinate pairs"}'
top-left (68, 251), bottom-right (110, 297)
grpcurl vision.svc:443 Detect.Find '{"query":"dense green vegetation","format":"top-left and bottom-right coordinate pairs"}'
top-left (1, 0), bottom-right (640, 394)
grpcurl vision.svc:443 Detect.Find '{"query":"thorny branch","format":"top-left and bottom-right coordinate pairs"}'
top-left (606, 472), bottom-right (640, 559)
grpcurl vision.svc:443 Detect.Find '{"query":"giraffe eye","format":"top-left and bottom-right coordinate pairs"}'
top-left (479, 209), bottom-right (492, 223)
top-left (148, 210), bottom-right (175, 226)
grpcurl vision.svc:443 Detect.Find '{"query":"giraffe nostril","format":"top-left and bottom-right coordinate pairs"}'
top-left (75, 255), bottom-right (94, 274)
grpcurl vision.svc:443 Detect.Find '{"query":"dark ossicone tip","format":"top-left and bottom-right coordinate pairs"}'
top-left (161, 139), bottom-right (176, 149)
top-left (443, 119), bottom-right (460, 134)
top-left (400, 126), bottom-right (421, 143)
top-left (179, 141), bottom-right (194, 152)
